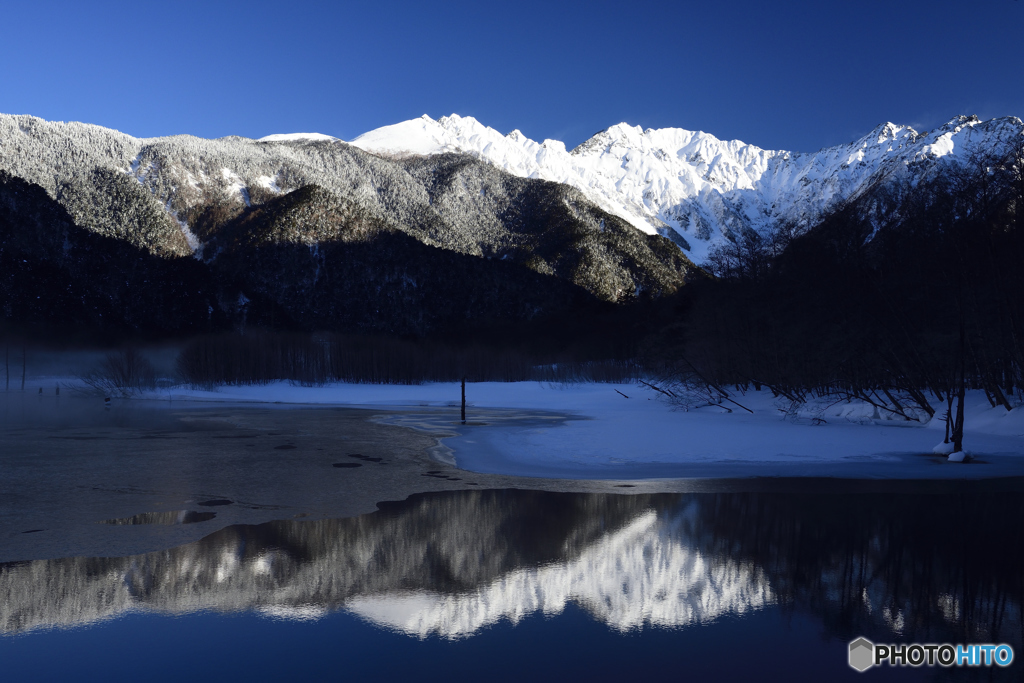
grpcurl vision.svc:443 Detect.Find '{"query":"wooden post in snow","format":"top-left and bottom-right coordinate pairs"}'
top-left (461, 377), bottom-right (466, 425)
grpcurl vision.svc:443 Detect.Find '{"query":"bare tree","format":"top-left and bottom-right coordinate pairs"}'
top-left (80, 349), bottom-right (156, 397)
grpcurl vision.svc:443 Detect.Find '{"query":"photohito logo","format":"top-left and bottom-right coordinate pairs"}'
top-left (849, 638), bottom-right (1014, 671)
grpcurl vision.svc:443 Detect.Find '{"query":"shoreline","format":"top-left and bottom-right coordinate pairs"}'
top-left (3, 382), bottom-right (1024, 562)
top-left (8, 378), bottom-right (1024, 479)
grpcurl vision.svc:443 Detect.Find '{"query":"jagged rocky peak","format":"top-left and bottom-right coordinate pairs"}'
top-left (863, 121), bottom-right (914, 144)
top-left (945, 114), bottom-right (980, 129)
top-left (572, 122), bottom-right (677, 156)
top-left (352, 111), bottom-right (1024, 264)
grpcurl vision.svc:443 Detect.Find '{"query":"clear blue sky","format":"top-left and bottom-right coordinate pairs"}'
top-left (2, 0), bottom-right (1021, 153)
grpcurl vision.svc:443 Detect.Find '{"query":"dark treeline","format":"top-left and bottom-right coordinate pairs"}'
top-left (657, 144), bottom-right (1024, 449)
top-left (176, 331), bottom-right (645, 387)
top-left (0, 167), bottom-right (691, 344)
top-left (0, 171), bottom-right (222, 339)
top-left (688, 484), bottom-right (1024, 651)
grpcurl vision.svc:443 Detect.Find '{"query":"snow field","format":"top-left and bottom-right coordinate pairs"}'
top-left (137, 381), bottom-right (1024, 479)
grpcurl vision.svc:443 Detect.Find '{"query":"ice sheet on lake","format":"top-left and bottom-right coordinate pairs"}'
top-left (59, 380), bottom-right (1024, 479)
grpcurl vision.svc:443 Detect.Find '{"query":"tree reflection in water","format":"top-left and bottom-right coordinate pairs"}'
top-left (690, 484), bottom-right (1024, 649)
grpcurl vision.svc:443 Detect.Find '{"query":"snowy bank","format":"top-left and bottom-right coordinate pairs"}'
top-left (107, 381), bottom-right (1024, 480)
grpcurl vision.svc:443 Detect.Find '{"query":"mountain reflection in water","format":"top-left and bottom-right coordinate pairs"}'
top-left (2, 487), bottom-right (1022, 648)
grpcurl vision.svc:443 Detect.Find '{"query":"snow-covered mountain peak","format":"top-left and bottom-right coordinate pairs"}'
top-left (572, 122), bottom-right (771, 160)
top-left (570, 123), bottom-right (653, 157)
top-left (436, 113), bottom-right (482, 129)
top-left (350, 111), bottom-right (1022, 263)
top-left (942, 114), bottom-right (980, 131)
top-left (350, 113), bottom-right (501, 157)
top-left (600, 121), bottom-right (645, 140)
top-left (866, 121), bottom-right (913, 144)
top-left (837, 121), bottom-right (918, 159)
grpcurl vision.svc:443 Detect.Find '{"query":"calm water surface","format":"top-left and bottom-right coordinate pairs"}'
top-left (2, 485), bottom-right (1022, 682)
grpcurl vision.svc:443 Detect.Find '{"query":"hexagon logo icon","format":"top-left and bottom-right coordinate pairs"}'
top-left (849, 637), bottom-right (874, 672)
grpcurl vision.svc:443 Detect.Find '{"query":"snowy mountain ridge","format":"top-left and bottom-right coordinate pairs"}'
top-left (351, 113), bottom-right (1024, 263)
top-left (0, 112), bottom-right (696, 333)
top-left (1, 109), bottom-right (1019, 280)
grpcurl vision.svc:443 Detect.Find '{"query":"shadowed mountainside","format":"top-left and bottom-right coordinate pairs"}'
top-left (0, 170), bottom-right (220, 336)
top-left (0, 114), bottom-right (695, 318)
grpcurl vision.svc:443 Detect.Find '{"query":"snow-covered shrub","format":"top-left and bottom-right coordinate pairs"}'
top-left (78, 349), bottom-right (157, 397)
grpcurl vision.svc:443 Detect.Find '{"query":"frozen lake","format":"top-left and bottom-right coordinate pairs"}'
top-left (2, 389), bottom-right (1023, 680)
